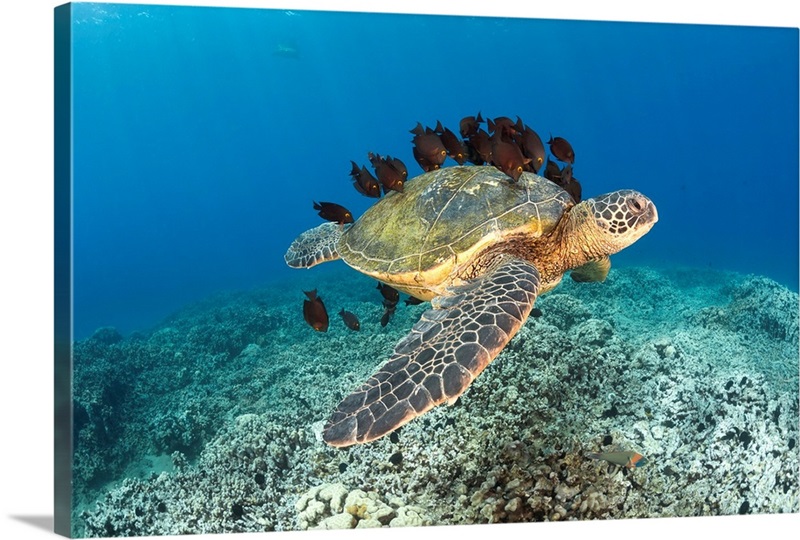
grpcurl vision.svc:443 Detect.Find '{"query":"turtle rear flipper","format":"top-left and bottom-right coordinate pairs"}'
top-left (322, 255), bottom-right (541, 447)
top-left (284, 222), bottom-right (350, 268)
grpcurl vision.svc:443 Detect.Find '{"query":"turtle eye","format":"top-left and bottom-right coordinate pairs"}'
top-left (628, 197), bottom-right (644, 214)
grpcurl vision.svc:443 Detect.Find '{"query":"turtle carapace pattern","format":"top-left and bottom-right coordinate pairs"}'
top-left (285, 166), bottom-right (657, 447)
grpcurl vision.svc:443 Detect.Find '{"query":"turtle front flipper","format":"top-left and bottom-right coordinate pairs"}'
top-left (570, 256), bottom-right (611, 282)
top-left (322, 255), bottom-right (540, 447)
top-left (284, 222), bottom-right (350, 268)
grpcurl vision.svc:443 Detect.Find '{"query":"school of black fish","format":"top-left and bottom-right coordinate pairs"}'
top-left (303, 113), bottom-right (583, 332)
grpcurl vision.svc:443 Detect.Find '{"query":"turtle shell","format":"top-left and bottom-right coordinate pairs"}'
top-left (339, 165), bottom-right (573, 293)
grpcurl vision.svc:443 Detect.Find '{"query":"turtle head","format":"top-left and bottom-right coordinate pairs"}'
top-left (580, 190), bottom-right (658, 254)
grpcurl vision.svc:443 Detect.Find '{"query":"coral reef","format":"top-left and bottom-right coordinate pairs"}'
top-left (72, 266), bottom-right (799, 537)
top-left (295, 483), bottom-right (430, 529)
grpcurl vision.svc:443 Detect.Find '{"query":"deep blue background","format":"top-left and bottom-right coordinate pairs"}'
top-left (71, 3), bottom-right (799, 339)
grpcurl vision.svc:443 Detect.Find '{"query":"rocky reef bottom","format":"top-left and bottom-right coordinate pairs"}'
top-left (71, 265), bottom-right (799, 536)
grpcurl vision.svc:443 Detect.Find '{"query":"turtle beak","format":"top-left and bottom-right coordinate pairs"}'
top-left (627, 192), bottom-right (657, 231)
top-left (615, 192), bottom-right (658, 244)
top-left (644, 198), bottom-right (658, 229)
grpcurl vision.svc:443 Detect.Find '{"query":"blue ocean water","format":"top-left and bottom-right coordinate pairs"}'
top-left (71, 3), bottom-right (798, 340)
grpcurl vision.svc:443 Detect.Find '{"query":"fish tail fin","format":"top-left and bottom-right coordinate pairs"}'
top-left (630, 454), bottom-right (647, 468)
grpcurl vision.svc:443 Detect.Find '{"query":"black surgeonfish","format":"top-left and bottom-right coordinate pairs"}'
top-left (376, 282), bottom-right (400, 303)
top-left (409, 122), bottom-right (426, 137)
top-left (380, 303), bottom-right (396, 327)
top-left (561, 164), bottom-right (582, 202)
top-left (303, 289), bottom-right (329, 332)
top-left (487, 116), bottom-right (517, 136)
top-left (467, 128), bottom-right (493, 164)
top-left (388, 156), bottom-right (408, 180)
top-left (464, 141), bottom-right (485, 165)
top-left (313, 201), bottom-right (354, 225)
top-left (543, 158), bottom-right (562, 184)
top-left (542, 159), bottom-right (581, 202)
top-left (459, 112), bottom-right (483, 138)
top-left (560, 162), bottom-right (572, 186)
top-left (566, 178), bottom-right (582, 203)
top-left (412, 146), bottom-right (438, 172)
top-left (377, 282), bottom-right (400, 326)
top-left (368, 152), bottom-right (404, 193)
top-left (491, 135), bottom-right (530, 182)
top-left (339, 309), bottom-right (360, 331)
top-left (439, 127), bottom-right (468, 165)
top-left (411, 127), bottom-right (447, 171)
top-left (548, 135), bottom-right (575, 164)
top-left (349, 161), bottom-right (381, 198)
top-left (520, 125), bottom-right (546, 173)
top-left (357, 165), bottom-right (382, 198)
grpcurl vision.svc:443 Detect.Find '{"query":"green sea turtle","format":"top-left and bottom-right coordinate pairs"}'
top-left (285, 165), bottom-right (657, 447)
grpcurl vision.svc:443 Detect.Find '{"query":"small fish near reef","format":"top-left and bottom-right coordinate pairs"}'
top-left (314, 201), bottom-right (354, 225)
top-left (303, 289), bottom-right (329, 332)
top-left (587, 450), bottom-right (646, 469)
top-left (376, 282), bottom-right (400, 303)
top-left (339, 309), bottom-right (361, 331)
top-left (380, 303), bottom-right (396, 327)
top-left (377, 282), bottom-right (400, 327)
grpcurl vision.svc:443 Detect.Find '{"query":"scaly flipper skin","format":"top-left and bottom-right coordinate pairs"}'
top-left (322, 255), bottom-right (541, 447)
top-left (284, 222), bottom-right (349, 268)
top-left (570, 256), bottom-right (611, 282)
